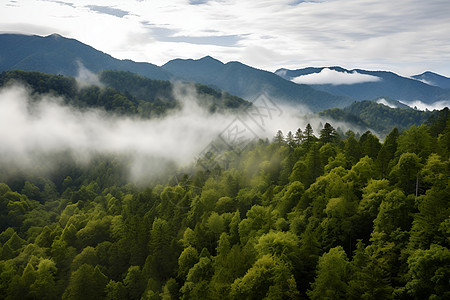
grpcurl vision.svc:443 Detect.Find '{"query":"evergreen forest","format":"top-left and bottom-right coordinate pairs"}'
top-left (0, 71), bottom-right (449, 299)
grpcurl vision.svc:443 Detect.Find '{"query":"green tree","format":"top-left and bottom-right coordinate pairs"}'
top-left (63, 264), bottom-right (109, 300)
top-left (106, 280), bottom-right (127, 300)
top-left (409, 184), bottom-right (450, 249)
top-left (30, 259), bottom-right (58, 300)
top-left (294, 128), bottom-right (303, 146)
top-left (404, 244), bottom-right (450, 299)
top-left (207, 212), bottom-right (225, 238)
top-left (180, 257), bottom-right (214, 299)
top-left (376, 128), bottom-right (399, 177)
top-left (320, 122), bottom-right (338, 144)
top-left (344, 156), bottom-right (378, 194)
top-left (178, 246), bottom-right (199, 278)
top-left (273, 130), bottom-right (285, 144)
top-left (147, 218), bottom-right (176, 280)
top-left (347, 241), bottom-right (394, 300)
top-left (305, 144), bottom-right (322, 186)
top-left (285, 131), bottom-right (296, 148)
top-left (359, 131), bottom-right (381, 159)
top-left (304, 123), bottom-right (315, 148)
top-left (389, 152), bottom-right (422, 195)
top-left (307, 246), bottom-right (350, 300)
top-left (397, 125), bottom-right (433, 158)
top-left (230, 254), bottom-right (299, 300)
top-left (274, 181), bottom-right (304, 217)
top-left (344, 132), bottom-right (361, 164)
top-left (373, 189), bottom-right (411, 234)
top-left (123, 266), bottom-right (147, 300)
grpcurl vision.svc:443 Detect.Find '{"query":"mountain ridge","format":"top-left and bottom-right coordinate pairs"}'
top-left (1, 33), bottom-right (449, 112)
top-left (163, 56), bottom-right (351, 112)
top-left (411, 71), bottom-right (450, 89)
top-left (276, 66), bottom-right (450, 104)
top-left (0, 33), bottom-right (172, 80)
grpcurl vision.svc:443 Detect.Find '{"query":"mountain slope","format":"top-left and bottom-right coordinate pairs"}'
top-left (276, 67), bottom-right (450, 104)
top-left (319, 100), bottom-right (436, 135)
top-left (0, 33), bottom-right (172, 80)
top-left (99, 70), bottom-right (249, 112)
top-left (0, 70), bottom-right (249, 117)
top-left (162, 56), bottom-right (350, 112)
top-left (412, 71), bottom-right (450, 89)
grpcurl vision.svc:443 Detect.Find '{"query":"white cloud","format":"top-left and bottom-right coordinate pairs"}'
top-left (411, 78), bottom-right (437, 87)
top-left (75, 61), bottom-right (103, 88)
top-left (399, 100), bottom-right (450, 111)
top-left (0, 84), bottom-right (231, 176)
top-left (0, 83), bottom-right (305, 181)
top-left (291, 68), bottom-right (381, 85)
top-left (376, 98), bottom-right (397, 108)
top-left (0, 82), bottom-right (369, 181)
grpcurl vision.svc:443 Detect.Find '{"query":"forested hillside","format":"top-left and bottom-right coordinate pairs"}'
top-left (0, 70), bottom-right (248, 117)
top-left (0, 104), bottom-right (448, 299)
top-left (319, 100), bottom-right (440, 135)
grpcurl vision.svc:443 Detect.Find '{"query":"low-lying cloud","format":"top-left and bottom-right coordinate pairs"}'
top-left (291, 68), bottom-right (381, 85)
top-left (0, 83), bottom-right (367, 183)
top-left (399, 99), bottom-right (450, 111)
top-left (0, 84), bottom-right (233, 181)
top-left (376, 98), bottom-right (397, 108)
top-left (75, 61), bottom-right (103, 88)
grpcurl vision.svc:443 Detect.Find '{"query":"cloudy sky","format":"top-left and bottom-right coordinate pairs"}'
top-left (1, 0), bottom-right (450, 76)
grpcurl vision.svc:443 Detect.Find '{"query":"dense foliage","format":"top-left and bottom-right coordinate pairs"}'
top-left (319, 100), bottom-right (442, 135)
top-left (0, 105), bottom-right (448, 299)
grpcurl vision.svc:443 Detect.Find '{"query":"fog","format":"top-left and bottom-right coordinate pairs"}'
top-left (291, 68), bottom-right (381, 85)
top-left (399, 99), bottom-right (450, 111)
top-left (0, 83), bottom-right (362, 182)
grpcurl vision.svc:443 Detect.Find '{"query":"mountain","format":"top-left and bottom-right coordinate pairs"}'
top-left (4, 33), bottom-right (448, 112)
top-left (99, 70), bottom-right (249, 112)
top-left (0, 33), bottom-right (172, 80)
top-left (411, 71), bottom-right (450, 89)
top-left (162, 56), bottom-right (350, 112)
top-left (275, 67), bottom-right (450, 105)
top-left (1, 33), bottom-right (349, 111)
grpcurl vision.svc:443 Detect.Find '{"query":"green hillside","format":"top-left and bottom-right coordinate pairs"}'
top-left (0, 105), bottom-right (448, 299)
top-left (0, 70), bottom-right (249, 117)
top-left (319, 100), bottom-right (439, 135)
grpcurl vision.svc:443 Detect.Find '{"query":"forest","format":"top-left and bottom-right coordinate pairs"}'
top-left (0, 72), bottom-right (449, 299)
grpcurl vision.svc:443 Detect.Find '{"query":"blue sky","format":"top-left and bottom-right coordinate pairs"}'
top-left (1, 0), bottom-right (450, 76)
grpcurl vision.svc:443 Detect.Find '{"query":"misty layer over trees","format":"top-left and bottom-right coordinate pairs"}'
top-left (0, 70), bottom-right (256, 181)
top-left (0, 71), bottom-right (449, 299)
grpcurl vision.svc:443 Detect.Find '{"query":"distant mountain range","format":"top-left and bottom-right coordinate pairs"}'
top-left (162, 56), bottom-right (348, 111)
top-left (0, 33), bottom-right (171, 80)
top-left (1, 33), bottom-right (449, 112)
top-left (275, 67), bottom-right (450, 105)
